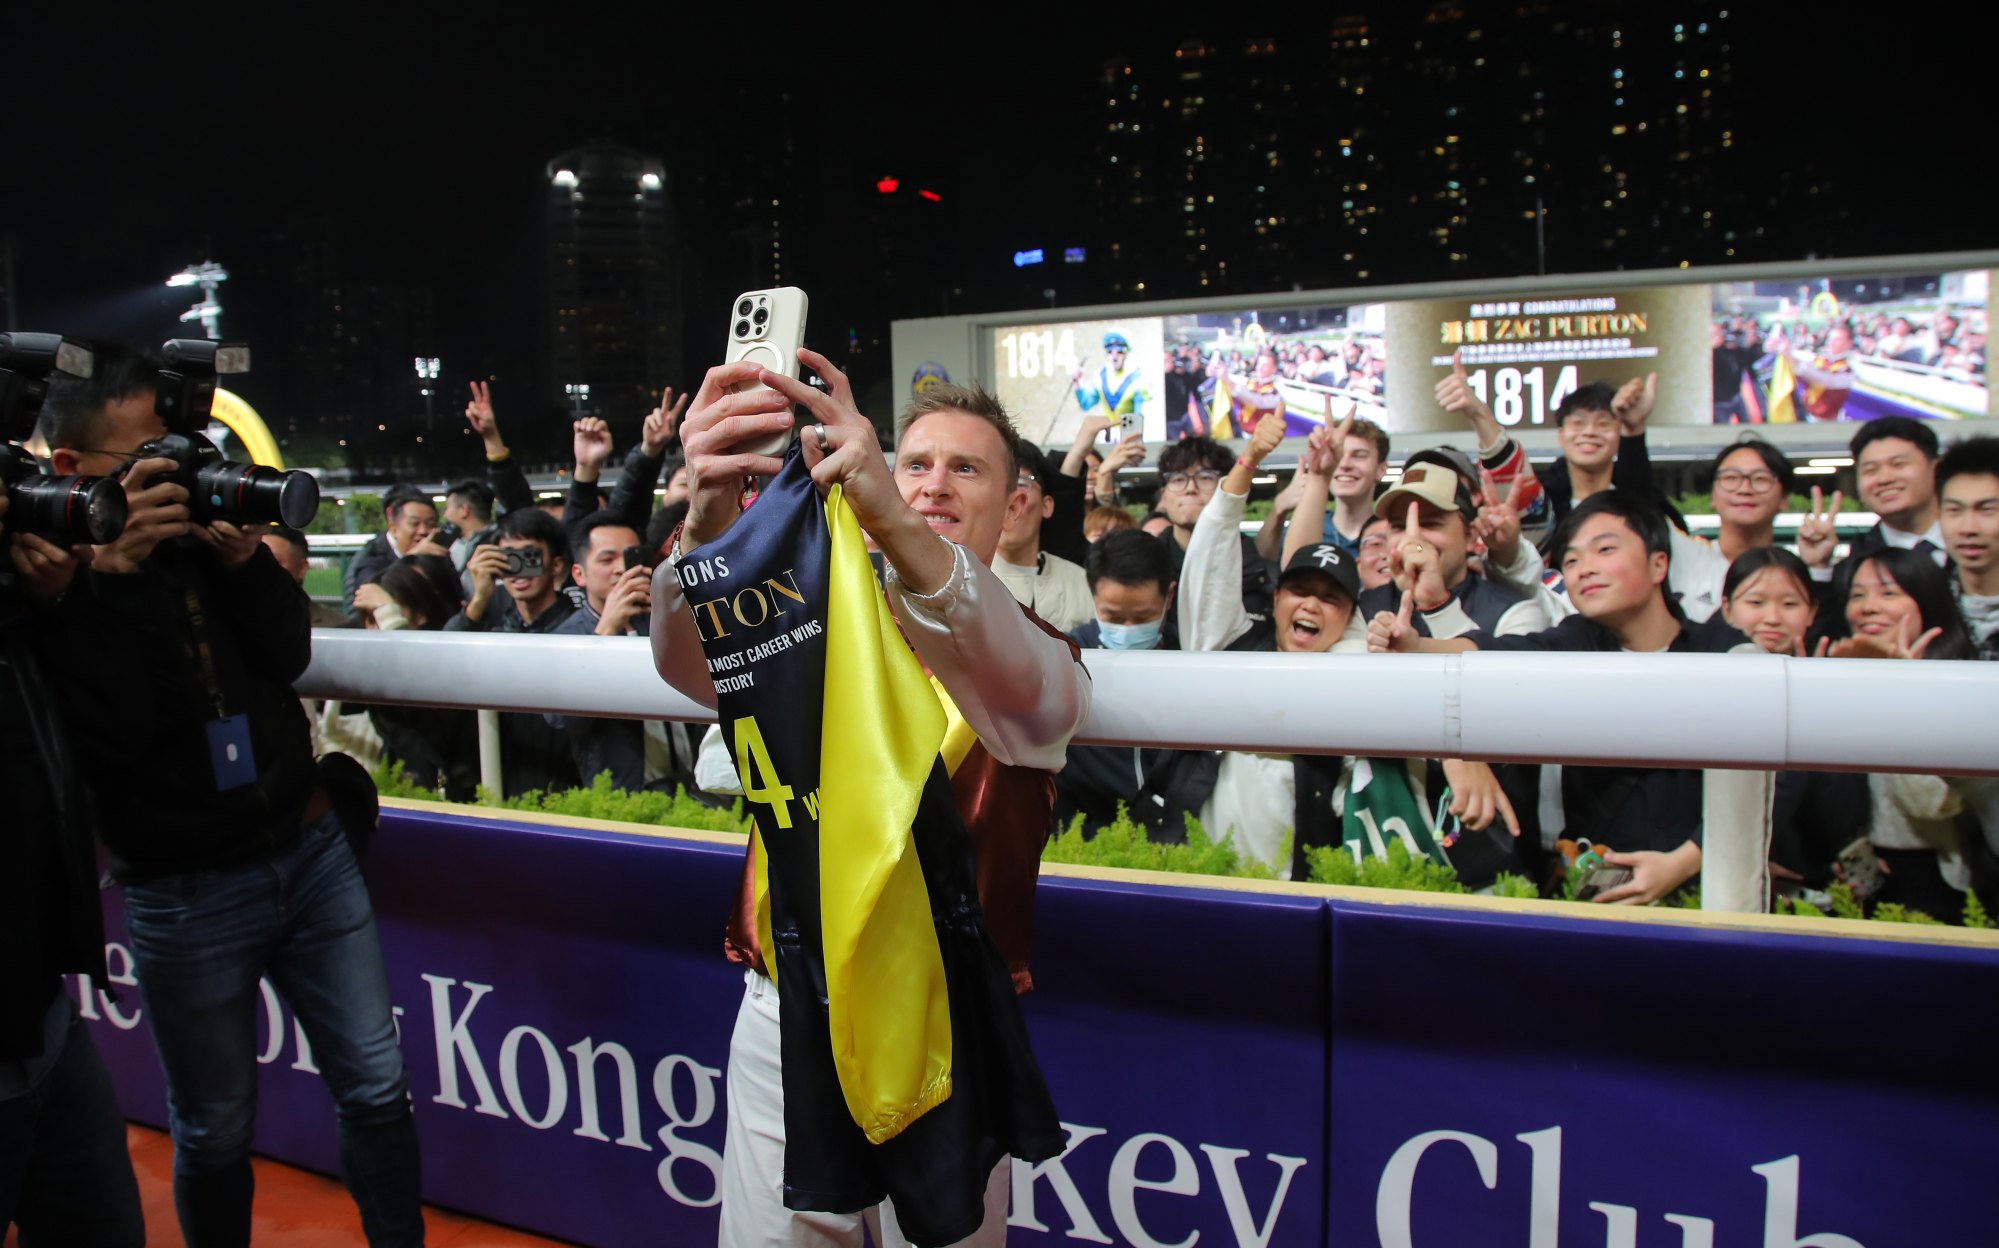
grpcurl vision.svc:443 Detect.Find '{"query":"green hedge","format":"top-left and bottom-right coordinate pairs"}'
top-left (1043, 808), bottom-right (1277, 879)
top-left (373, 763), bottom-right (747, 834)
top-left (370, 769), bottom-right (1995, 928)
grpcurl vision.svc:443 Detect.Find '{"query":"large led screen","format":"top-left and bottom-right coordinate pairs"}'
top-left (984, 270), bottom-right (1990, 444)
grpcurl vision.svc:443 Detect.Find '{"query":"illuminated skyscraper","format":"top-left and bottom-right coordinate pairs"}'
top-left (545, 143), bottom-right (682, 425)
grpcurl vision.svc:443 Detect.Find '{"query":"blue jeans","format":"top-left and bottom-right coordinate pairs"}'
top-left (0, 992), bottom-right (145, 1246)
top-left (121, 811), bottom-right (423, 1247)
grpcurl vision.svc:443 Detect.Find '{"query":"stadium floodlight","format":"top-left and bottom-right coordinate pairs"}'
top-left (167, 262), bottom-right (229, 340)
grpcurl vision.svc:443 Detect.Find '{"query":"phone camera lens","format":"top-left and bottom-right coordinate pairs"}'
top-left (737, 299), bottom-right (753, 316)
top-left (735, 320), bottom-right (751, 338)
top-left (753, 307), bottom-right (770, 326)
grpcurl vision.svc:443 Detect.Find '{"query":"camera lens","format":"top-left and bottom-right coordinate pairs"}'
top-left (736, 319), bottom-right (752, 338)
top-left (5, 473), bottom-right (128, 545)
top-left (737, 299), bottom-right (754, 316)
top-left (194, 461), bottom-right (320, 528)
top-left (753, 307), bottom-right (769, 326)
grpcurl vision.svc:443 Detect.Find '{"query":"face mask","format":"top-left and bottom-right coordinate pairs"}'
top-left (1097, 617), bottom-right (1164, 650)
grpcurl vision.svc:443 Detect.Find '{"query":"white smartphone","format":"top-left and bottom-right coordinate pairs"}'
top-left (724, 286), bottom-right (810, 458)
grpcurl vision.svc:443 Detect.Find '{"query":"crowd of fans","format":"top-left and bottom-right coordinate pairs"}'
top-left (1157, 331), bottom-right (1388, 439)
top-left (1712, 305), bottom-right (1986, 424)
top-left (330, 361), bottom-right (1999, 924)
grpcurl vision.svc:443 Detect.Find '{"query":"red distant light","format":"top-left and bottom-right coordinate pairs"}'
top-left (876, 177), bottom-right (899, 194)
top-left (918, 189), bottom-right (942, 202)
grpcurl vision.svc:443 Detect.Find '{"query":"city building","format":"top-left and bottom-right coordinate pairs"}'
top-left (1079, 3), bottom-right (1782, 305)
top-left (545, 142), bottom-right (683, 429)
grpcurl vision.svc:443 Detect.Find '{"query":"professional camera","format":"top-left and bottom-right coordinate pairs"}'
top-left (0, 333), bottom-right (129, 546)
top-left (138, 340), bottom-right (319, 528)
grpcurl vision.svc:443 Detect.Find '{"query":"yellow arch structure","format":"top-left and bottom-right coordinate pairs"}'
top-left (211, 388), bottom-right (285, 469)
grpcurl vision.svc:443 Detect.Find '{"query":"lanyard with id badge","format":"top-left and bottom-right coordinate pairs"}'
top-left (182, 583), bottom-right (257, 792)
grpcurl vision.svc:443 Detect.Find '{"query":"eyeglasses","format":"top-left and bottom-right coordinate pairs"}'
top-left (1162, 470), bottom-right (1223, 493)
top-left (1716, 470), bottom-right (1780, 493)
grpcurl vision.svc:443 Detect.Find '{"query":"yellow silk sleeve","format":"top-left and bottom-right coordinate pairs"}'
top-left (817, 485), bottom-right (953, 1144)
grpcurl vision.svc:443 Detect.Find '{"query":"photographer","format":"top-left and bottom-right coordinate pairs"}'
top-left (36, 347), bottom-right (423, 1246)
top-left (1, 497), bottom-right (145, 1245)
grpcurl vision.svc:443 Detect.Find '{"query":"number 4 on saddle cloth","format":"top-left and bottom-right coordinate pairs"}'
top-left (687, 444), bottom-right (1061, 1240)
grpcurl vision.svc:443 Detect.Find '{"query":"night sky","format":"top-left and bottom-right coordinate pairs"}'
top-left (5, 6), bottom-right (1985, 435)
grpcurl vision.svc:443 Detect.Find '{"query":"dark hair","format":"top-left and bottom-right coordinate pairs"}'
top-left (896, 382), bottom-right (1022, 481)
top-left (1086, 529), bottom-right (1173, 594)
top-left (1850, 416), bottom-right (1939, 462)
top-left (1553, 381), bottom-right (1618, 424)
top-left (1359, 512), bottom-right (1388, 538)
top-left (1139, 508), bottom-right (1170, 527)
top-left (266, 525), bottom-right (309, 559)
top-left (1158, 435), bottom-right (1232, 477)
top-left (379, 556), bottom-right (456, 630)
top-left (1935, 435), bottom-right (1999, 498)
top-left (570, 510), bottom-right (641, 564)
top-left (405, 552), bottom-right (464, 613)
top-left (1711, 437), bottom-right (1795, 495)
top-left (38, 342), bottom-right (159, 451)
top-left (1550, 490), bottom-right (1672, 565)
top-left (1816, 547), bottom-right (1974, 660)
top-left (383, 483), bottom-right (434, 522)
top-left (446, 479), bottom-right (495, 524)
top-left (645, 501), bottom-right (688, 559)
top-left (1722, 545), bottom-right (1812, 603)
top-left (496, 505), bottom-right (570, 569)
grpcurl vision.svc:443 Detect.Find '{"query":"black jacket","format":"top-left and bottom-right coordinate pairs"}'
top-left (1479, 612), bottom-right (1749, 856)
top-left (1054, 623), bottom-right (1212, 840)
top-left (341, 530), bottom-right (397, 616)
top-left (562, 444), bottom-right (676, 536)
top-left (1539, 432), bottom-right (1687, 533)
top-left (1160, 530), bottom-right (1275, 625)
top-left (1, 604), bottom-right (106, 1059)
top-left (444, 587), bottom-right (584, 796)
top-left (33, 541), bottom-right (317, 882)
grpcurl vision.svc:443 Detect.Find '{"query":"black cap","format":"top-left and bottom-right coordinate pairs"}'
top-left (1279, 542), bottom-right (1361, 603)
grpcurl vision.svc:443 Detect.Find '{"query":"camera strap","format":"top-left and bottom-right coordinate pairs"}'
top-left (181, 580), bottom-right (259, 792)
top-left (179, 584), bottom-right (229, 720)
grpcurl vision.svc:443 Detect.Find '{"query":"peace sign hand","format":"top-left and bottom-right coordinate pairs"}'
top-left (641, 387), bottom-right (690, 455)
top-left (1796, 485), bottom-right (1844, 569)
top-left (465, 380), bottom-right (506, 456)
top-left (1472, 466), bottom-right (1531, 567)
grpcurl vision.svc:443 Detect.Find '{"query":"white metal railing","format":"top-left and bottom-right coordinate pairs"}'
top-left (300, 630), bottom-right (1999, 914)
top-left (299, 630), bottom-right (1999, 777)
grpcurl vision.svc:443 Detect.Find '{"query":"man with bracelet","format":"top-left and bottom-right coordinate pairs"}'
top-left (651, 352), bottom-right (1089, 1245)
